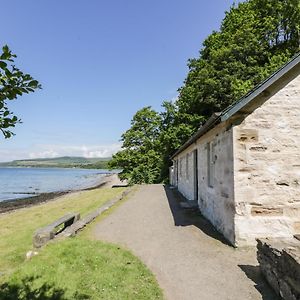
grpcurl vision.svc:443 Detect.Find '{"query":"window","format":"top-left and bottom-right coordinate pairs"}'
top-left (186, 154), bottom-right (189, 179)
top-left (175, 160), bottom-right (178, 183)
top-left (179, 158), bottom-right (183, 177)
top-left (207, 142), bottom-right (215, 187)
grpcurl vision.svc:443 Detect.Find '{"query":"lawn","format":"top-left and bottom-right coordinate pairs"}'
top-left (0, 187), bottom-right (126, 275)
top-left (0, 239), bottom-right (162, 300)
top-left (0, 187), bottom-right (163, 299)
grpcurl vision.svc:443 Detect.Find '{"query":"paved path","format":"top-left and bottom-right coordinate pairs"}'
top-left (93, 185), bottom-right (278, 300)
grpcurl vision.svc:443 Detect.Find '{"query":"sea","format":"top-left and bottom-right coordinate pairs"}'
top-left (0, 167), bottom-right (113, 202)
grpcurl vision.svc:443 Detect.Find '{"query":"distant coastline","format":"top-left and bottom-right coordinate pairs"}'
top-left (0, 156), bottom-right (111, 170)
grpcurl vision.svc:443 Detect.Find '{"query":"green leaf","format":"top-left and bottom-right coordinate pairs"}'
top-left (0, 44), bottom-right (40, 138)
top-left (5, 68), bottom-right (12, 77)
top-left (0, 61), bottom-right (7, 69)
top-left (2, 45), bottom-right (9, 53)
top-left (28, 80), bottom-right (39, 87)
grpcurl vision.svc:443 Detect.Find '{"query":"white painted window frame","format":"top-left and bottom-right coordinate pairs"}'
top-left (207, 142), bottom-right (215, 187)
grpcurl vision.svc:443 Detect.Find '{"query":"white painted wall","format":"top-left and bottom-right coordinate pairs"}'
top-left (176, 144), bottom-right (197, 201)
top-left (174, 123), bottom-right (236, 244)
top-left (197, 125), bottom-right (235, 244)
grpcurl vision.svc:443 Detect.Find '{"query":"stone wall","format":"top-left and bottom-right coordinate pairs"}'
top-left (257, 238), bottom-right (300, 300)
top-left (233, 73), bottom-right (300, 246)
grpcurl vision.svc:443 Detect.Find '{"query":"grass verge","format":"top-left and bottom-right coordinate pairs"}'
top-left (0, 186), bottom-right (163, 299)
top-left (0, 238), bottom-right (162, 300)
top-left (0, 187), bottom-right (125, 276)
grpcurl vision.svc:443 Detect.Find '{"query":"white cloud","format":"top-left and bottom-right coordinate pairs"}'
top-left (0, 143), bottom-right (122, 162)
top-left (29, 150), bottom-right (59, 159)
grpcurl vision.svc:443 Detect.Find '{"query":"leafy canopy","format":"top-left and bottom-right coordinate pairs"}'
top-left (109, 107), bottom-right (163, 184)
top-left (0, 45), bottom-right (41, 138)
top-left (177, 0), bottom-right (300, 124)
top-left (110, 0), bottom-right (300, 183)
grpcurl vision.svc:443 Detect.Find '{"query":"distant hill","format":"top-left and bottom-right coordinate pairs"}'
top-left (0, 156), bottom-right (111, 169)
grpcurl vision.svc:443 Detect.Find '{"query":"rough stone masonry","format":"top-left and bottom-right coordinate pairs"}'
top-left (257, 238), bottom-right (300, 300)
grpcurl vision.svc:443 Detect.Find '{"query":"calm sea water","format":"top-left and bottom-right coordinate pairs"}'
top-left (0, 167), bottom-right (113, 202)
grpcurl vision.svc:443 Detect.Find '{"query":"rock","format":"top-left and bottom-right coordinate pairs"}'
top-left (257, 238), bottom-right (300, 300)
top-left (26, 250), bottom-right (38, 260)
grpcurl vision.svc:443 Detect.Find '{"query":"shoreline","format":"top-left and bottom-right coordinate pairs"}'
top-left (0, 174), bottom-right (123, 214)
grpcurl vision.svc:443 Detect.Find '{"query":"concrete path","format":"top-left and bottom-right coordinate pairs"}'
top-left (93, 185), bottom-right (278, 300)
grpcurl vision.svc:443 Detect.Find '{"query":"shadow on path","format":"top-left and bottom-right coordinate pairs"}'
top-left (163, 186), bottom-right (279, 300)
top-left (163, 185), bottom-right (231, 246)
top-left (239, 265), bottom-right (280, 300)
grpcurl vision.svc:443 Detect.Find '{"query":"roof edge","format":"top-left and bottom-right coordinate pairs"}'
top-left (171, 112), bottom-right (221, 159)
top-left (221, 52), bottom-right (300, 121)
top-left (171, 52), bottom-right (300, 159)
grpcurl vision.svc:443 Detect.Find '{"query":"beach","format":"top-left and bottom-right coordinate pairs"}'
top-left (0, 173), bottom-right (125, 214)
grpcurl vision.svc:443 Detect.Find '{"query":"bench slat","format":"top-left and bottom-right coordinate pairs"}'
top-left (33, 212), bottom-right (80, 248)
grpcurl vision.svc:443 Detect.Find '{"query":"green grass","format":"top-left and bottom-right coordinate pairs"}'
top-left (0, 239), bottom-right (162, 300)
top-left (0, 186), bottom-right (163, 299)
top-left (0, 187), bottom-right (125, 275)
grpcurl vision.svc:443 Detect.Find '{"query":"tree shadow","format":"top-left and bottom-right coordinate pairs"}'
top-left (0, 276), bottom-right (89, 300)
top-left (238, 265), bottom-right (280, 300)
top-left (163, 185), bottom-right (231, 246)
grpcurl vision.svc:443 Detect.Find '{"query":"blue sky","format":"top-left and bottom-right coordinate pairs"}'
top-left (1, 0), bottom-right (237, 161)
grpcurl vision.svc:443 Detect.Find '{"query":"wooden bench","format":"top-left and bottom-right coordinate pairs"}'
top-left (33, 212), bottom-right (80, 248)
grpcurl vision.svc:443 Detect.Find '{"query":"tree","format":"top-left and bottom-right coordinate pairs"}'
top-left (158, 101), bottom-right (199, 181)
top-left (177, 0), bottom-right (300, 123)
top-left (109, 107), bottom-right (163, 184)
top-left (0, 45), bottom-right (41, 138)
top-left (112, 0), bottom-right (300, 183)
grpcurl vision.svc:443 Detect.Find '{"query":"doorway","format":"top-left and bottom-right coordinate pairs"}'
top-left (193, 149), bottom-right (198, 201)
top-left (176, 159), bottom-right (179, 186)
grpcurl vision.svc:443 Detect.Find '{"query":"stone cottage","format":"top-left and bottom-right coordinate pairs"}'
top-left (170, 54), bottom-right (300, 247)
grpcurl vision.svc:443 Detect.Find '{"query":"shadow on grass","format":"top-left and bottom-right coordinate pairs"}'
top-left (239, 265), bottom-right (280, 300)
top-left (163, 185), bottom-right (231, 246)
top-left (0, 276), bottom-right (89, 300)
top-left (111, 184), bottom-right (129, 188)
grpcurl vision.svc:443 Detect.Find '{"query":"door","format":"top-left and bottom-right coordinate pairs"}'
top-left (176, 159), bottom-right (179, 186)
top-left (193, 149), bottom-right (198, 201)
